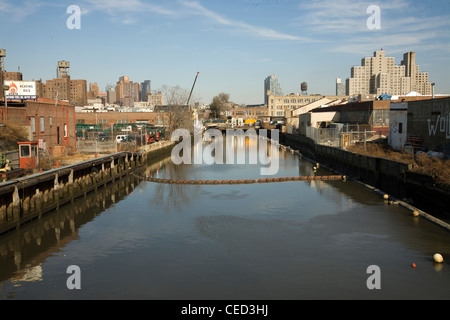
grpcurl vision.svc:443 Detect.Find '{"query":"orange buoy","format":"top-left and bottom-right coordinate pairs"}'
top-left (412, 263), bottom-right (416, 268)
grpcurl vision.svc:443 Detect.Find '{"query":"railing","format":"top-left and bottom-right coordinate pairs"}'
top-left (0, 151), bottom-right (146, 235)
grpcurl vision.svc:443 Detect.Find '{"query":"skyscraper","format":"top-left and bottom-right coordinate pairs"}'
top-left (141, 80), bottom-right (151, 102)
top-left (264, 74), bottom-right (283, 105)
top-left (132, 82), bottom-right (141, 102)
top-left (336, 78), bottom-right (346, 95)
top-left (116, 76), bottom-right (134, 107)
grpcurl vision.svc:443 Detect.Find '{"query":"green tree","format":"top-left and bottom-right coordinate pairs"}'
top-left (209, 93), bottom-right (230, 119)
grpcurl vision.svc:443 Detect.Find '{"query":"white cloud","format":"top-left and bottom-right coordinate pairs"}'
top-left (294, 0), bottom-right (450, 55)
top-left (80, 0), bottom-right (178, 16)
top-left (0, 0), bottom-right (50, 21)
top-left (179, 0), bottom-right (315, 41)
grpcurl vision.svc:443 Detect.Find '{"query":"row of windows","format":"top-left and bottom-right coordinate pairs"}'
top-left (271, 98), bottom-right (317, 105)
top-left (29, 116), bottom-right (68, 137)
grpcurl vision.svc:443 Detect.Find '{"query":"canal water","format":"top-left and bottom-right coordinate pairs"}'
top-left (1, 137), bottom-right (450, 300)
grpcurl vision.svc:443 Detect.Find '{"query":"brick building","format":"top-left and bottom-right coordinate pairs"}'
top-left (1, 98), bottom-right (76, 155)
top-left (42, 77), bottom-right (87, 106)
top-left (75, 111), bottom-right (168, 127)
top-left (3, 71), bottom-right (23, 81)
top-left (231, 105), bottom-right (269, 121)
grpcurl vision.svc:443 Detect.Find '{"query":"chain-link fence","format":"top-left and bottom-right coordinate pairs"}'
top-left (306, 125), bottom-right (377, 149)
top-left (76, 130), bottom-right (165, 154)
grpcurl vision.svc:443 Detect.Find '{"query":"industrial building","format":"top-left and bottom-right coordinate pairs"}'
top-left (405, 97), bottom-right (450, 155)
top-left (1, 98), bottom-right (77, 156)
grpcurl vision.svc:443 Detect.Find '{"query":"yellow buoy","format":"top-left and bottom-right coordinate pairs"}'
top-left (383, 194), bottom-right (389, 200)
top-left (433, 253), bottom-right (444, 263)
top-left (413, 210), bottom-right (419, 217)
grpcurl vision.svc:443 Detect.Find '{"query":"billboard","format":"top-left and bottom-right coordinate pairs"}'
top-left (4, 81), bottom-right (37, 100)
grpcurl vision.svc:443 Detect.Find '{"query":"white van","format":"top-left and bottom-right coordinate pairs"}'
top-left (116, 135), bottom-right (127, 143)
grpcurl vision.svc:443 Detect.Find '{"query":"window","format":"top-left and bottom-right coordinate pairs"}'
top-left (20, 145), bottom-right (30, 157)
top-left (40, 117), bottom-right (45, 132)
top-left (64, 124), bottom-right (68, 137)
top-left (30, 116), bottom-right (36, 133)
top-left (399, 123), bottom-right (403, 134)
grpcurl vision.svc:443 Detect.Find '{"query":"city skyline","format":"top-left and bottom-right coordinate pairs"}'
top-left (1, 0), bottom-right (450, 105)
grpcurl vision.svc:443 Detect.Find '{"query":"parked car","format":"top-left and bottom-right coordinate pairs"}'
top-left (122, 135), bottom-right (135, 142)
top-left (116, 135), bottom-right (127, 143)
top-left (97, 133), bottom-right (110, 141)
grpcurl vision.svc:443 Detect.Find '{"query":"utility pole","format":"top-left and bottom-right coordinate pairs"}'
top-left (2, 85), bottom-right (8, 122)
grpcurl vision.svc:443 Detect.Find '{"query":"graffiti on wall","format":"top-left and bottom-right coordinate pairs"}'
top-left (427, 113), bottom-right (450, 139)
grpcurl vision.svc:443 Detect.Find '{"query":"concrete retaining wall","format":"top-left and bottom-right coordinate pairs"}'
top-left (0, 140), bottom-right (175, 235)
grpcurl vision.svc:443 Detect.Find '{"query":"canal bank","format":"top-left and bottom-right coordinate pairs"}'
top-left (2, 135), bottom-right (450, 300)
top-left (280, 132), bottom-right (450, 227)
top-left (0, 141), bottom-right (174, 235)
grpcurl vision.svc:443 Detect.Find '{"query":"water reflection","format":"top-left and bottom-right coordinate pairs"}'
top-left (0, 174), bottom-right (140, 286)
top-left (1, 137), bottom-right (450, 299)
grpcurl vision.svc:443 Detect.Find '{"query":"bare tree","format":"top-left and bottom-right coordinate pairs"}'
top-left (155, 85), bottom-right (200, 137)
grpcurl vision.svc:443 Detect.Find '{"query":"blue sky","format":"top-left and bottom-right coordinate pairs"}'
top-left (1, 0), bottom-right (450, 105)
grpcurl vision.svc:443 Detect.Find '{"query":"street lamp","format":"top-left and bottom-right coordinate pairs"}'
top-left (3, 85), bottom-right (9, 122)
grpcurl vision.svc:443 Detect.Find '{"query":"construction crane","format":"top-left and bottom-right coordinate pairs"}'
top-left (186, 72), bottom-right (199, 107)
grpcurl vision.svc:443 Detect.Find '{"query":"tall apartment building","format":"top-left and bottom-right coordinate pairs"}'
top-left (42, 77), bottom-right (87, 106)
top-left (116, 76), bottom-right (134, 108)
top-left (106, 88), bottom-right (116, 105)
top-left (346, 50), bottom-right (433, 96)
top-left (70, 79), bottom-right (88, 106)
top-left (43, 77), bottom-right (70, 101)
top-left (264, 74), bottom-right (283, 105)
top-left (336, 78), bottom-right (346, 95)
top-left (133, 82), bottom-right (141, 103)
top-left (89, 82), bottom-right (99, 98)
top-left (3, 72), bottom-right (23, 81)
top-left (147, 91), bottom-right (164, 106)
top-left (115, 76), bottom-right (142, 107)
top-left (141, 80), bottom-right (151, 102)
top-left (40, 61), bottom-right (87, 106)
